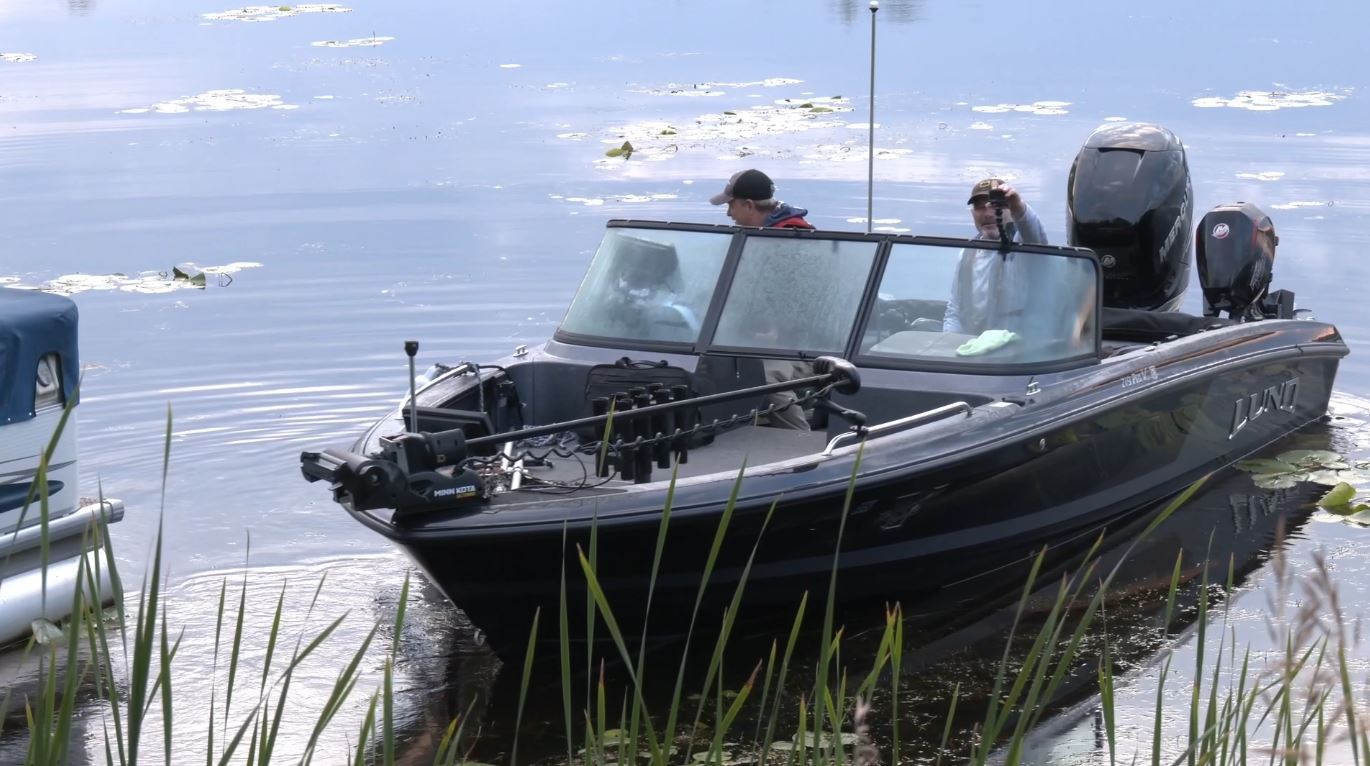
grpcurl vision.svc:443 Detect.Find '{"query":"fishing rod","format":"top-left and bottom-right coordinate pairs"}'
top-left (865, 0), bottom-right (878, 234)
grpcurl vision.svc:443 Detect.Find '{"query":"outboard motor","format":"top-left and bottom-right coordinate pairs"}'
top-left (1067, 123), bottom-right (1193, 311)
top-left (1196, 202), bottom-right (1292, 320)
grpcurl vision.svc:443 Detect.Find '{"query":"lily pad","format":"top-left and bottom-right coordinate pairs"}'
top-left (31, 618), bottom-right (63, 644)
top-left (1252, 474), bottom-right (1300, 490)
top-left (577, 729), bottom-right (629, 753)
top-left (1235, 458), bottom-right (1298, 474)
top-left (1236, 448), bottom-right (1366, 489)
top-left (1279, 450), bottom-right (1349, 469)
top-left (604, 140), bottom-right (634, 158)
top-left (1319, 482), bottom-right (1357, 508)
top-left (772, 732), bottom-right (858, 751)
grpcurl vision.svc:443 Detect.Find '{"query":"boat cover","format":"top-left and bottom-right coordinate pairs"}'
top-left (0, 288), bottom-right (79, 424)
top-left (1101, 306), bottom-right (1232, 342)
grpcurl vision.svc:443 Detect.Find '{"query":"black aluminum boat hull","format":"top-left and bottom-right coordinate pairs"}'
top-left (343, 324), bottom-right (1344, 642)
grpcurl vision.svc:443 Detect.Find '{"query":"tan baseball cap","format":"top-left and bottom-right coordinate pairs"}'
top-left (967, 178), bottom-right (1004, 204)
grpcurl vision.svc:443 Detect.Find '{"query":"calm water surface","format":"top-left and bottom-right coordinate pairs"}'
top-left (1, 0), bottom-right (1368, 761)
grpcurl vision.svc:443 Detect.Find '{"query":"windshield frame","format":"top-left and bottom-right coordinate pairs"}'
top-left (553, 221), bottom-right (1103, 374)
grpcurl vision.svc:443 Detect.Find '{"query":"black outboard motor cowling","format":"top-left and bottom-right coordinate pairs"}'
top-left (1068, 123), bottom-right (1193, 311)
top-left (1196, 202), bottom-right (1286, 320)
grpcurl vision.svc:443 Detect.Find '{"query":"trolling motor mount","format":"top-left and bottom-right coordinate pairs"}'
top-left (300, 429), bottom-right (487, 520)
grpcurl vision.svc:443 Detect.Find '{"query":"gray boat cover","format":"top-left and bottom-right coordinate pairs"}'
top-left (0, 288), bottom-right (79, 424)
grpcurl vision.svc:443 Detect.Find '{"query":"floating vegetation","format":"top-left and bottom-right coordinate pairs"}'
top-left (120, 89), bottom-right (295, 114)
top-left (711, 78), bottom-right (803, 88)
top-left (604, 140), bottom-right (634, 159)
top-left (202, 4), bottom-right (350, 22)
top-left (1271, 200), bottom-right (1334, 210)
top-left (633, 78), bottom-right (803, 97)
top-left (3, 263), bottom-right (261, 296)
top-left (311, 35), bottom-right (394, 48)
top-left (802, 143), bottom-right (911, 163)
top-left (1192, 88), bottom-right (1349, 110)
top-left (1234, 449), bottom-right (1366, 490)
top-left (1236, 170), bottom-right (1285, 181)
top-left (971, 100), bottom-right (1071, 115)
top-left (595, 96), bottom-right (853, 166)
top-left (550, 193), bottom-right (678, 206)
top-left (1313, 481), bottom-right (1370, 527)
top-left (0, 52), bottom-right (38, 63)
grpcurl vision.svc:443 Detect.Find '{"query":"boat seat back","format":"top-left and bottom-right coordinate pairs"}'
top-left (692, 354), bottom-right (771, 426)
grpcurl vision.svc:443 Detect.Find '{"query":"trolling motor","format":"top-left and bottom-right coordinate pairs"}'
top-left (300, 338), bottom-right (489, 519)
top-left (301, 430), bottom-right (487, 519)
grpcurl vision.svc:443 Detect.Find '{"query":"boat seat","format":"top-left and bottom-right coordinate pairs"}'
top-left (692, 354), bottom-right (770, 426)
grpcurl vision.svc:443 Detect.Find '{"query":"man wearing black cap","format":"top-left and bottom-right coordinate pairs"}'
top-left (709, 169), bottom-right (814, 229)
top-left (943, 178), bottom-right (1047, 335)
top-left (708, 168), bottom-right (814, 429)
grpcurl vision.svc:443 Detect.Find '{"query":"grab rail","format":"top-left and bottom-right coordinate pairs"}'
top-left (821, 401), bottom-right (973, 456)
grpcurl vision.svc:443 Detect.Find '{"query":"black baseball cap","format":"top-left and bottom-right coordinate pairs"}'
top-left (709, 169), bottom-right (775, 205)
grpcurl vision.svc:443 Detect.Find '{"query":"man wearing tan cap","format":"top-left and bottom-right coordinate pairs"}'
top-left (943, 178), bottom-right (1048, 335)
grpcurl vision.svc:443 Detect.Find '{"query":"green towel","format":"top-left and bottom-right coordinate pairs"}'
top-left (956, 329), bottom-right (1019, 357)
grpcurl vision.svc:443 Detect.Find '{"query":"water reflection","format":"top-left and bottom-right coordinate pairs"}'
top-left (831, 0), bottom-right (924, 24)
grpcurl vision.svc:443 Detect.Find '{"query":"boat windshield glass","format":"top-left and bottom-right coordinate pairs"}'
top-left (860, 242), bottom-right (1098, 366)
top-left (559, 227), bottom-right (731, 344)
top-left (712, 236), bottom-right (879, 353)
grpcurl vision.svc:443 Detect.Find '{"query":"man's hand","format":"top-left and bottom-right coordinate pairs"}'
top-left (997, 183), bottom-right (1028, 220)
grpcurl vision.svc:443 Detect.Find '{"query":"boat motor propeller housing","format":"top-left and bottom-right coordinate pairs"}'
top-left (1196, 201), bottom-right (1292, 320)
top-left (1067, 122), bottom-right (1193, 312)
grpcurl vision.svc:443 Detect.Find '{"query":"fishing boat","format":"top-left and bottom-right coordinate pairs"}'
top-left (0, 288), bottom-right (123, 646)
top-left (300, 124), bottom-right (1347, 640)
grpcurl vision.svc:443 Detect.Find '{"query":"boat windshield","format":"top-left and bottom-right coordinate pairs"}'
top-left (559, 227), bottom-right (731, 344)
top-left (712, 236), bottom-right (879, 353)
top-left (860, 241), bottom-right (1098, 367)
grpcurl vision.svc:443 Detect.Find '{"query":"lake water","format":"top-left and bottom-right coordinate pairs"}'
top-left (2, 0), bottom-right (1368, 761)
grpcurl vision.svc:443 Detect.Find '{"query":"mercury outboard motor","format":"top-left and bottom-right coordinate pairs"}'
top-left (1196, 202), bottom-right (1292, 320)
top-left (1067, 123), bottom-right (1192, 311)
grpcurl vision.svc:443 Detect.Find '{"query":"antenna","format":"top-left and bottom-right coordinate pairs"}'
top-left (865, 0), bottom-right (879, 234)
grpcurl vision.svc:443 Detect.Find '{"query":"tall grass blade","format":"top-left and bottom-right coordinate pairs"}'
top-left (352, 693), bottom-right (379, 766)
top-left (511, 607), bottom-right (541, 766)
top-left (934, 683), bottom-right (960, 766)
top-left (558, 523), bottom-right (575, 766)
top-left (811, 444), bottom-right (865, 745)
top-left (574, 545), bottom-right (663, 755)
top-left (631, 462), bottom-right (680, 763)
top-left (662, 460), bottom-right (748, 766)
top-left (761, 592), bottom-right (809, 764)
top-left (683, 499), bottom-right (779, 765)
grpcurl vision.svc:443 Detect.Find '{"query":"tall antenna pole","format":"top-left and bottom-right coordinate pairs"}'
top-left (866, 0), bottom-right (879, 234)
